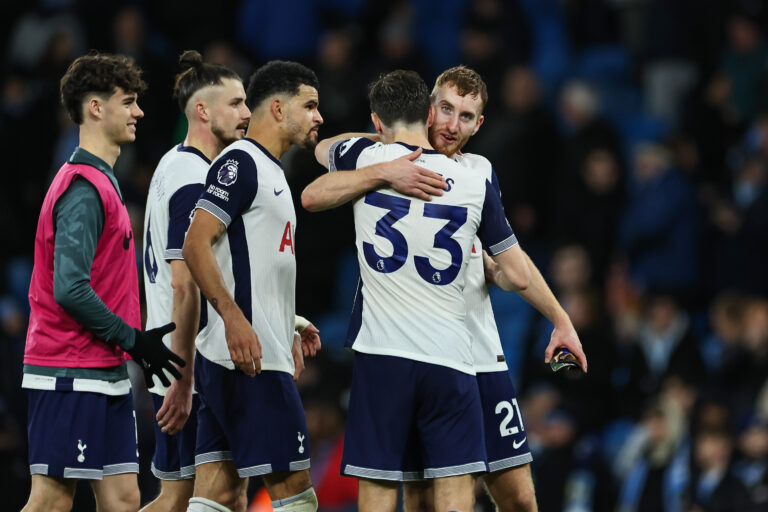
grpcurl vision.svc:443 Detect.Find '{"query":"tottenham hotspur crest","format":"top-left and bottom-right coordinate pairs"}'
top-left (297, 432), bottom-right (305, 454)
top-left (217, 159), bottom-right (239, 186)
top-left (77, 439), bottom-right (87, 463)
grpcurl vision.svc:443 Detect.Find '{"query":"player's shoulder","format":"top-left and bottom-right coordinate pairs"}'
top-left (455, 152), bottom-right (494, 178)
top-left (232, 138), bottom-right (283, 170)
top-left (150, 145), bottom-right (208, 194)
top-left (162, 145), bottom-right (211, 179)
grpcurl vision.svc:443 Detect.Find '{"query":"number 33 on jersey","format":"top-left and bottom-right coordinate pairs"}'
top-left (331, 138), bottom-right (517, 376)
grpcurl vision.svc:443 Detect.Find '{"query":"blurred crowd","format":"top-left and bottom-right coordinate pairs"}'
top-left (1, 0), bottom-right (768, 511)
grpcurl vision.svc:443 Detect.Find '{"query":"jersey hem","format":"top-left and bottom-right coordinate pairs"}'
top-left (196, 352), bottom-right (294, 375)
top-left (351, 345), bottom-right (475, 375)
top-left (474, 363), bottom-right (509, 373)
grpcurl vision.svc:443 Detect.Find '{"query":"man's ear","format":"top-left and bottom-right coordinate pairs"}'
top-left (194, 101), bottom-right (209, 122)
top-left (426, 104), bottom-right (436, 128)
top-left (270, 98), bottom-right (284, 121)
top-left (87, 96), bottom-right (103, 120)
top-left (472, 114), bottom-right (485, 136)
top-left (371, 112), bottom-right (383, 135)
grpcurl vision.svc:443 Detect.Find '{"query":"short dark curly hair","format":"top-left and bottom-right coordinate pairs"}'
top-left (368, 70), bottom-right (430, 127)
top-left (60, 52), bottom-right (147, 125)
top-left (246, 60), bottom-right (319, 110)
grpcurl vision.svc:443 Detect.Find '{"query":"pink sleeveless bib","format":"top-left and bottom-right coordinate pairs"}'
top-left (25, 162), bottom-right (140, 367)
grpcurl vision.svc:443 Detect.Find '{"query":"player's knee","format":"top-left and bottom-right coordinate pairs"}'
top-left (271, 487), bottom-right (318, 512)
top-left (23, 493), bottom-right (74, 512)
top-left (108, 486), bottom-right (141, 512)
top-left (187, 496), bottom-right (234, 512)
top-left (497, 484), bottom-right (537, 512)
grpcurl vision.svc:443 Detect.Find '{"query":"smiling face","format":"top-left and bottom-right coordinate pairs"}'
top-left (429, 83), bottom-right (484, 158)
top-left (207, 78), bottom-right (251, 146)
top-left (284, 84), bottom-right (323, 150)
top-left (100, 87), bottom-right (144, 145)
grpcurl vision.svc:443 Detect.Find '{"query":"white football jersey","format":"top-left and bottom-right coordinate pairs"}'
top-left (143, 144), bottom-right (211, 395)
top-left (194, 138), bottom-right (296, 374)
top-left (330, 138), bottom-right (517, 375)
top-left (455, 153), bottom-right (508, 373)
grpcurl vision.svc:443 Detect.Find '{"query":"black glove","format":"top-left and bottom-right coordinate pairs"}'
top-left (127, 322), bottom-right (186, 387)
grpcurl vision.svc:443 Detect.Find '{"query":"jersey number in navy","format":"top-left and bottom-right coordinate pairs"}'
top-left (363, 192), bottom-right (467, 285)
top-left (144, 216), bottom-right (158, 284)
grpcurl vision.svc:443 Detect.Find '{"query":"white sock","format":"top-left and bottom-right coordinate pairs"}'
top-left (187, 496), bottom-right (233, 512)
top-left (271, 487), bottom-right (318, 512)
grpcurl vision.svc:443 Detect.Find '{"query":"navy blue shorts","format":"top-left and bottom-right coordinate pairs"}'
top-left (151, 393), bottom-right (200, 480)
top-left (477, 371), bottom-right (532, 472)
top-left (193, 353), bottom-right (310, 478)
top-left (341, 352), bottom-right (487, 481)
top-left (26, 389), bottom-right (139, 479)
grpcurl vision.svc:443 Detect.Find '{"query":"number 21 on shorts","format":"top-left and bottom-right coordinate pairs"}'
top-left (495, 398), bottom-right (524, 437)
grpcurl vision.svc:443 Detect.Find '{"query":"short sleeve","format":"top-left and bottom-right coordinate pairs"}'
top-left (477, 179), bottom-right (518, 256)
top-left (328, 137), bottom-right (376, 172)
top-left (195, 149), bottom-right (258, 227)
top-left (165, 183), bottom-right (204, 259)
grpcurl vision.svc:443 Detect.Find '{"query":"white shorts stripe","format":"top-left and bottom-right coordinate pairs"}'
top-left (488, 453), bottom-right (533, 473)
top-left (343, 464), bottom-right (422, 482)
top-left (195, 450), bottom-right (233, 466)
top-left (423, 461), bottom-right (487, 478)
top-left (236, 463), bottom-right (272, 478)
top-left (29, 464), bottom-right (49, 475)
top-left (288, 459), bottom-right (311, 471)
top-left (103, 462), bottom-right (139, 475)
top-left (151, 462), bottom-right (195, 481)
top-left (63, 467), bottom-right (103, 479)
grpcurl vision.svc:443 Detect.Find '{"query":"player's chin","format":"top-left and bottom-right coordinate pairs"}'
top-left (433, 140), bottom-right (454, 155)
top-left (299, 133), bottom-right (319, 150)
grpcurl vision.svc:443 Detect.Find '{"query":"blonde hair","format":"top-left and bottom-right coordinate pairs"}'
top-left (432, 65), bottom-right (488, 112)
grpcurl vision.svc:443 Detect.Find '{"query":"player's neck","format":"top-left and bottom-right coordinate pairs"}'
top-left (185, 123), bottom-right (222, 161)
top-left (245, 120), bottom-right (286, 161)
top-left (390, 126), bottom-right (434, 151)
top-left (78, 125), bottom-right (120, 168)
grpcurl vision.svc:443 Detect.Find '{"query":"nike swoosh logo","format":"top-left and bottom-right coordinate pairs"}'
top-left (513, 437), bottom-right (527, 450)
top-left (123, 230), bottom-right (133, 250)
top-left (274, 188), bottom-right (284, 196)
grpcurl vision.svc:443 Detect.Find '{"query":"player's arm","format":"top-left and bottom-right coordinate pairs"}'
top-left (156, 183), bottom-right (205, 433)
top-left (182, 208), bottom-right (262, 376)
top-left (478, 176), bottom-right (587, 372)
top-left (302, 138), bottom-right (446, 212)
top-left (52, 179), bottom-right (184, 385)
top-left (485, 247), bottom-right (587, 372)
top-left (155, 259), bottom-right (199, 434)
top-left (314, 132), bottom-right (380, 168)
